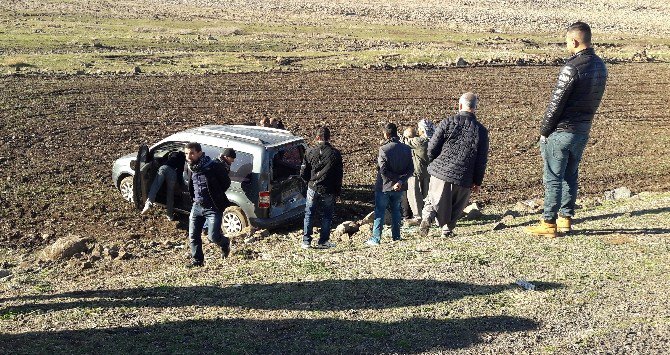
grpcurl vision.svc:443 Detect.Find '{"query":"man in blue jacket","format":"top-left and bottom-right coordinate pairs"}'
top-left (526, 22), bottom-right (607, 238)
top-left (366, 123), bottom-right (414, 246)
top-left (419, 93), bottom-right (489, 237)
top-left (185, 142), bottom-right (232, 267)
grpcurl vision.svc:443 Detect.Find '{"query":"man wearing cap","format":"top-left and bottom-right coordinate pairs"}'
top-left (184, 142), bottom-right (232, 267)
top-left (419, 93), bottom-right (489, 237)
top-left (300, 126), bottom-right (343, 249)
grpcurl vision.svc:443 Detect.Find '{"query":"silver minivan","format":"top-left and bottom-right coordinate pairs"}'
top-left (111, 125), bottom-right (307, 234)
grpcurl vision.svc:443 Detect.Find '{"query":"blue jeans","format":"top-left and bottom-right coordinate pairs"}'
top-left (148, 165), bottom-right (177, 216)
top-left (372, 190), bottom-right (402, 242)
top-left (302, 188), bottom-right (335, 244)
top-left (541, 131), bottom-right (589, 221)
top-left (188, 203), bottom-right (226, 262)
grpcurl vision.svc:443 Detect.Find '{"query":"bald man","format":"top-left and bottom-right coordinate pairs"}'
top-left (526, 21), bottom-right (607, 238)
top-left (419, 93), bottom-right (489, 237)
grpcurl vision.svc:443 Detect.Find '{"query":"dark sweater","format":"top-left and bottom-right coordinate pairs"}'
top-left (427, 111), bottom-right (489, 187)
top-left (300, 142), bottom-right (344, 196)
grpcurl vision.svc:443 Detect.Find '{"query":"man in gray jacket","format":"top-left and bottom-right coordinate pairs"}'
top-left (419, 93), bottom-right (489, 237)
top-left (366, 123), bottom-right (414, 246)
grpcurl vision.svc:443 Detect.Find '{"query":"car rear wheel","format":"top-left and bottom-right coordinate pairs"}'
top-left (222, 206), bottom-right (248, 234)
top-left (119, 176), bottom-right (134, 203)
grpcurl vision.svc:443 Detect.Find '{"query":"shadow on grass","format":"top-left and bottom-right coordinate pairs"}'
top-left (0, 315), bottom-right (539, 353)
top-left (0, 279), bottom-right (563, 315)
top-left (577, 228), bottom-right (670, 236)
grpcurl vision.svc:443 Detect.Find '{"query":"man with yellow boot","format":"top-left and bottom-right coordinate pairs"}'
top-left (526, 22), bottom-right (607, 237)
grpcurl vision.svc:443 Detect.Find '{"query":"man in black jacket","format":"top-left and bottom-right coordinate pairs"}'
top-left (419, 93), bottom-right (489, 237)
top-left (526, 22), bottom-right (607, 238)
top-left (300, 126), bottom-right (343, 249)
top-left (185, 142), bottom-right (232, 267)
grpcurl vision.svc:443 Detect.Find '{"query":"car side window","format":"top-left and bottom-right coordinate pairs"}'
top-left (230, 152), bottom-right (253, 182)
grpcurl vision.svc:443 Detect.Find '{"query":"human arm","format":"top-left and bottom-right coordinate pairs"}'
top-left (540, 64), bottom-right (578, 137)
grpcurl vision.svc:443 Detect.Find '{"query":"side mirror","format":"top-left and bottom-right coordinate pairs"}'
top-left (130, 160), bottom-right (137, 170)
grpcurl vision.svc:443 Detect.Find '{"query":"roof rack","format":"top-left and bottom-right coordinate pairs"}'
top-left (231, 124), bottom-right (296, 136)
top-left (195, 127), bottom-right (264, 144)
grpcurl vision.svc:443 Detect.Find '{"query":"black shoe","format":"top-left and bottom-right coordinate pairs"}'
top-left (188, 260), bottom-right (204, 268)
top-left (419, 220), bottom-right (430, 237)
top-left (221, 237), bottom-right (231, 258)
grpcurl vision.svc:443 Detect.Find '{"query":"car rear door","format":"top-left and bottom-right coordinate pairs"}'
top-left (268, 143), bottom-right (307, 218)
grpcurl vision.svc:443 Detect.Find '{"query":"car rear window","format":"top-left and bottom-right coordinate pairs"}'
top-left (272, 144), bottom-right (304, 182)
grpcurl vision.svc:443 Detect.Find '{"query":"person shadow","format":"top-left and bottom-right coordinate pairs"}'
top-left (0, 278), bottom-right (561, 353)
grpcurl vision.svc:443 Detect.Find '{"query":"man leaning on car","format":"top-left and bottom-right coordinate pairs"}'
top-left (184, 142), bottom-right (232, 267)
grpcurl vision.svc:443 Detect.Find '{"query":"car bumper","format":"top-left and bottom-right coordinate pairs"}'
top-left (250, 206), bottom-right (305, 229)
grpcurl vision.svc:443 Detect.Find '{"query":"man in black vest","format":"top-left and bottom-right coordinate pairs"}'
top-left (526, 22), bottom-right (608, 238)
top-left (300, 126), bottom-right (343, 249)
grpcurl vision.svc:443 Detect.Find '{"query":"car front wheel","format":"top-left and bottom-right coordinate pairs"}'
top-left (119, 176), bottom-right (134, 203)
top-left (222, 206), bottom-right (248, 234)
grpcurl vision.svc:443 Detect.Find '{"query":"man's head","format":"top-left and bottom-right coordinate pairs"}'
top-left (403, 126), bottom-right (417, 138)
top-left (185, 142), bottom-right (203, 164)
top-left (259, 117), bottom-right (270, 127)
top-left (458, 92), bottom-right (479, 113)
top-left (565, 21), bottom-right (592, 54)
top-left (383, 123), bottom-right (398, 140)
top-left (220, 148), bottom-right (236, 165)
top-left (316, 126), bottom-right (331, 142)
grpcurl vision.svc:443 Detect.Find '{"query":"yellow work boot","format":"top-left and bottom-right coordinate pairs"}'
top-left (557, 216), bottom-right (572, 233)
top-left (524, 220), bottom-right (557, 238)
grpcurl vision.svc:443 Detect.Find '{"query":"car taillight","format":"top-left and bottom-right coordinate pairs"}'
top-left (258, 191), bottom-right (270, 208)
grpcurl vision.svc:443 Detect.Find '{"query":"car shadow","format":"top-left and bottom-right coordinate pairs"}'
top-left (0, 278), bottom-right (563, 315)
top-left (0, 315), bottom-right (539, 353)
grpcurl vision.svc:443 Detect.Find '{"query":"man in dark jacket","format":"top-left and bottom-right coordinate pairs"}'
top-left (300, 126), bottom-right (343, 249)
top-left (526, 22), bottom-right (607, 238)
top-left (419, 93), bottom-right (489, 237)
top-left (367, 123), bottom-right (414, 246)
top-left (141, 150), bottom-right (185, 220)
top-left (185, 142), bottom-right (232, 267)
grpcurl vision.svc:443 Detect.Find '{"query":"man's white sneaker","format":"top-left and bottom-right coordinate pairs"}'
top-left (301, 242), bottom-right (311, 249)
top-left (364, 239), bottom-right (380, 246)
top-left (141, 200), bottom-right (153, 214)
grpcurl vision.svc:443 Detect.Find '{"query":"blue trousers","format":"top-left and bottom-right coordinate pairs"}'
top-left (188, 203), bottom-right (225, 262)
top-left (372, 190), bottom-right (403, 242)
top-left (541, 131), bottom-right (589, 221)
top-left (302, 188), bottom-right (335, 244)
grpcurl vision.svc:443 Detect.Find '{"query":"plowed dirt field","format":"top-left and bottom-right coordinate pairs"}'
top-left (1, 63), bottom-right (669, 248)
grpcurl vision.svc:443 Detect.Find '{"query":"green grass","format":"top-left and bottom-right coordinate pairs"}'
top-left (2, 12), bottom-right (668, 74)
